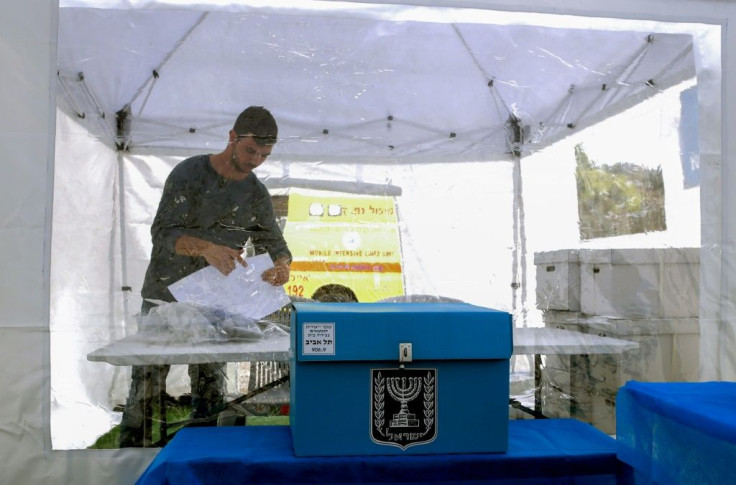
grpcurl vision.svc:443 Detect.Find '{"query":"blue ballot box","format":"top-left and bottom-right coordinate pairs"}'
top-left (289, 302), bottom-right (513, 457)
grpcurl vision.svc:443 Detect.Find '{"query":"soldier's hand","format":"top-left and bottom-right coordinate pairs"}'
top-left (202, 244), bottom-right (245, 275)
top-left (262, 258), bottom-right (290, 286)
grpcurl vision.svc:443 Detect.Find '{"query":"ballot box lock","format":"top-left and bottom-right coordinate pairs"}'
top-left (399, 343), bottom-right (412, 364)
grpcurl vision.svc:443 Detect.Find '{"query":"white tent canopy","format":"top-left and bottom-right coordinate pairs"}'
top-left (57, 2), bottom-right (698, 163)
top-left (2, 0), bottom-right (735, 483)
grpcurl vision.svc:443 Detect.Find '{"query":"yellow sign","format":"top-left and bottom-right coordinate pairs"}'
top-left (282, 190), bottom-right (405, 302)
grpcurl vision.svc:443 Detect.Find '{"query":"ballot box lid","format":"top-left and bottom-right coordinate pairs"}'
top-left (291, 302), bottom-right (512, 362)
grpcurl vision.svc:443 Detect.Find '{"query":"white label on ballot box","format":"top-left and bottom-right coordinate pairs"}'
top-left (302, 322), bottom-right (335, 355)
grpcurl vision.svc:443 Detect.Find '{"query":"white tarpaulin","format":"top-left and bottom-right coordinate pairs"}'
top-left (56, 3), bottom-right (698, 162)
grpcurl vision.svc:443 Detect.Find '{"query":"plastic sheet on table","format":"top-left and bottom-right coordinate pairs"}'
top-left (134, 300), bottom-right (289, 344)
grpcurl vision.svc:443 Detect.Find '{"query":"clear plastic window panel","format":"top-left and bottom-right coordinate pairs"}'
top-left (51, 1), bottom-right (716, 449)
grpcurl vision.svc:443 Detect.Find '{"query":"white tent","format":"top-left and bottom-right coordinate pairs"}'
top-left (56, 4), bottom-right (697, 161)
top-left (0, 0), bottom-right (732, 483)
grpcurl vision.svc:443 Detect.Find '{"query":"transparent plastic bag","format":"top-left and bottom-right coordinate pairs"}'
top-left (136, 300), bottom-right (288, 343)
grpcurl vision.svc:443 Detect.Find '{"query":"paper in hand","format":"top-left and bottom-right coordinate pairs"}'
top-left (168, 253), bottom-right (291, 319)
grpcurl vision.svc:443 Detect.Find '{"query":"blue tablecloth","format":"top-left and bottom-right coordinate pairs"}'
top-left (617, 381), bottom-right (736, 485)
top-left (136, 419), bottom-right (624, 485)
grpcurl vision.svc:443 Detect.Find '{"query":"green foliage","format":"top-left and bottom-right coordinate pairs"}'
top-left (88, 404), bottom-right (193, 449)
top-left (247, 415), bottom-right (290, 426)
top-left (574, 143), bottom-right (666, 240)
top-left (87, 405), bottom-right (289, 449)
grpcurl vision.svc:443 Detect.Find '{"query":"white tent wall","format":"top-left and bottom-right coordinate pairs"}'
top-left (1, 2), bottom-right (157, 485)
top-left (0, 1), bottom-right (731, 485)
top-left (51, 108), bottom-right (130, 448)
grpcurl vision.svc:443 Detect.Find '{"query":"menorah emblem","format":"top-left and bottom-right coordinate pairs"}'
top-left (371, 368), bottom-right (437, 449)
top-left (387, 376), bottom-right (422, 427)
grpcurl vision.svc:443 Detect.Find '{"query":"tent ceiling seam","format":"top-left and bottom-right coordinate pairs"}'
top-left (451, 22), bottom-right (514, 137)
top-left (129, 118), bottom-right (473, 154)
top-left (542, 85), bottom-right (575, 129)
top-left (124, 146), bottom-right (514, 165)
top-left (127, 12), bottom-right (210, 115)
top-left (56, 71), bottom-right (85, 119)
top-left (568, 34), bottom-right (671, 128)
top-left (552, 35), bottom-right (654, 130)
top-left (57, 71), bottom-right (117, 145)
top-left (612, 35), bottom-right (656, 87)
top-left (451, 23), bottom-right (492, 81)
top-left (78, 72), bottom-right (105, 120)
top-left (135, 73), bottom-right (158, 119)
top-left (648, 43), bottom-right (694, 86)
top-left (488, 82), bottom-right (512, 123)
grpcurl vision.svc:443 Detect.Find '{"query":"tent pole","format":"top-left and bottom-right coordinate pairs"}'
top-left (511, 154), bottom-right (528, 325)
top-left (116, 134), bottom-right (132, 336)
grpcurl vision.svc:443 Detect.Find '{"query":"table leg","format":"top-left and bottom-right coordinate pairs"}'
top-left (157, 366), bottom-right (168, 445)
top-left (508, 355), bottom-right (546, 419)
top-left (534, 353), bottom-right (542, 415)
top-left (143, 366), bottom-right (153, 447)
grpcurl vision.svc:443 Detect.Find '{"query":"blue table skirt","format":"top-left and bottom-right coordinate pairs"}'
top-left (136, 419), bottom-right (625, 485)
top-left (617, 381), bottom-right (736, 485)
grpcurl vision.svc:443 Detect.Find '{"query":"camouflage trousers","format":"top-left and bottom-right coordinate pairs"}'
top-left (118, 362), bottom-right (227, 447)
